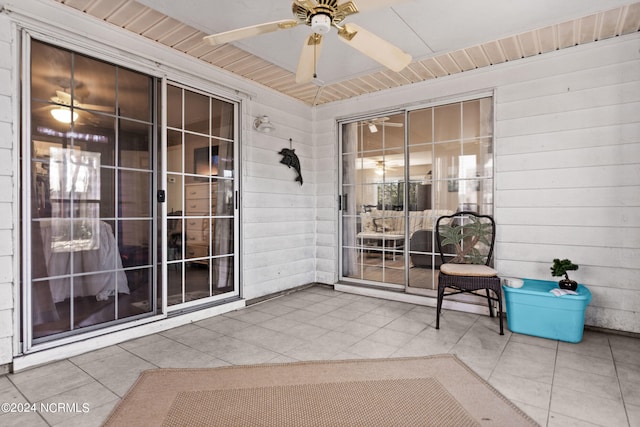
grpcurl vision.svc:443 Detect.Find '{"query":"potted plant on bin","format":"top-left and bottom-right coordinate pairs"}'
top-left (551, 258), bottom-right (579, 291)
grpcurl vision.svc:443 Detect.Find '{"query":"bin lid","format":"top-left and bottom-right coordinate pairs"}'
top-left (503, 279), bottom-right (592, 302)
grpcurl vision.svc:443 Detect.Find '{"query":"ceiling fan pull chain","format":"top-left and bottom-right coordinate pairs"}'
top-left (313, 35), bottom-right (318, 79)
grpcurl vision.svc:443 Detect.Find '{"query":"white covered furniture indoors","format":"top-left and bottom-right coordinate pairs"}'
top-left (39, 220), bottom-right (130, 302)
top-left (357, 209), bottom-right (453, 262)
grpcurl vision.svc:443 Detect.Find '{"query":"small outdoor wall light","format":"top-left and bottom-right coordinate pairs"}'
top-left (253, 115), bottom-right (275, 133)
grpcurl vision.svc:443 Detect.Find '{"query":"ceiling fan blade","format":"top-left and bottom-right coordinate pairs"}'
top-left (295, 0), bottom-right (318, 9)
top-left (338, 23), bottom-right (411, 72)
top-left (53, 90), bottom-right (113, 112)
top-left (203, 19), bottom-right (299, 45)
top-left (374, 118), bottom-right (403, 127)
top-left (296, 33), bottom-right (323, 84)
top-left (50, 92), bottom-right (79, 109)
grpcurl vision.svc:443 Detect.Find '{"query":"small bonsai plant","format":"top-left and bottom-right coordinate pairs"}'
top-left (551, 258), bottom-right (579, 291)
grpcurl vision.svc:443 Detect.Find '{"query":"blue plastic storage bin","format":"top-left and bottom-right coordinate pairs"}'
top-left (503, 279), bottom-right (592, 343)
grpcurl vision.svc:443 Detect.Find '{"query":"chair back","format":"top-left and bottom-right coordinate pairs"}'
top-left (435, 211), bottom-right (496, 266)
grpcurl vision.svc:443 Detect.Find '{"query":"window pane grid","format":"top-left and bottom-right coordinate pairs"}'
top-left (341, 97), bottom-right (493, 292)
top-left (27, 39), bottom-right (156, 344)
top-left (165, 83), bottom-right (235, 308)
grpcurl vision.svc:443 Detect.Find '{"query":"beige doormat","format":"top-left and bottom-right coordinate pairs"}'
top-left (104, 355), bottom-right (538, 426)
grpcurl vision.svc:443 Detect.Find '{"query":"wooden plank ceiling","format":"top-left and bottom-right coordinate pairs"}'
top-left (56, 0), bottom-right (640, 106)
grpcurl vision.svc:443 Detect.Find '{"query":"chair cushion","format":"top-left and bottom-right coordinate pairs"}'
top-left (440, 263), bottom-right (498, 277)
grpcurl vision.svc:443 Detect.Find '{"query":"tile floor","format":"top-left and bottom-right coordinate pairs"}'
top-left (1, 285), bottom-right (638, 426)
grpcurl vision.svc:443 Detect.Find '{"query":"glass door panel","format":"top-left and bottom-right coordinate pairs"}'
top-left (434, 103), bottom-right (461, 142)
top-left (407, 97), bottom-right (494, 292)
top-left (408, 107), bottom-right (433, 145)
top-left (341, 114), bottom-right (406, 287)
top-left (118, 68), bottom-right (151, 122)
top-left (165, 84), bottom-right (236, 307)
top-left (406, 142), bottom-right (438, 290)
top-left (341, 98), bottom-right (493, 295)
top-left (27, 40), bottom-right (156, 343)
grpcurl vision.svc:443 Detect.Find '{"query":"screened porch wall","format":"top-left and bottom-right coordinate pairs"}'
top-left (0, 1), bottom-right (315, 367)
top-left (242, 105), bottom-right (315, 300)
top-left (315, 32), bottom-right (640, 334)
top-left (0, 13), bottom-right (14, 368)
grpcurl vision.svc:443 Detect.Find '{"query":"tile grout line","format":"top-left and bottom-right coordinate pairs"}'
top-left (547, 335), bottom-right (631, 427)
top-left (486, 328), bottom-right (510, 381)
top-left (609, 337), bottom-right (632, 427)
top-left (5, 374), bottom-right (50, 426)
top-left (545, 342), bottom-right (560, 427)
top-left (47, 370), bottom-right (120, 427)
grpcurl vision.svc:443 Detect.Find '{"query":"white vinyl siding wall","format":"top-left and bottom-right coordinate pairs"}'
top-left (0, 0), bottom-right (638, 370)
top-left (0, 14), bottom-right (14, 368)
top-left (314, 114), bottom-right (339, 286)
top-left (0, 1), bottom-right (315, 367)
top-left (242, 106), bottom-right (316, 300)
top-left (494, 45), bottom-right (640, 332)
top-left (315, 32), bottom-right (640, 333)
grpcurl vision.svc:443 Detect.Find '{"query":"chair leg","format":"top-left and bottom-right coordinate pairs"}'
top-left (436, 285), bottom-right (444, 330)
top-left (497, 288), bottom-right (504, 335)
top-left (485, 289), bottom-right (494, 318)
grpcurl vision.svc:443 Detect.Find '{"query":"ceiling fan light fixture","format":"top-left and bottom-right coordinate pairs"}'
top-left (311, 14), bottom-right (331, 34)
top-left (253, 115), bottom-right (275, 133)
top-left (51, 107), bottom-right (78, 124)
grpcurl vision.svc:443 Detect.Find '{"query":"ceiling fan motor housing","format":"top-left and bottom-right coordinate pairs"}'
top-left (311, 13), bottom-right (332, 34)
top-left (293, 0), bottom-right (354, 31)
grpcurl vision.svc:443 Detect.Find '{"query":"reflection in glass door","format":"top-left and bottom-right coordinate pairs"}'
top-left (340, 97), bottom-right (493, 293)
top-left (407, 98), bottom-right (494, 293)
top-left (165, 84), bottom-right (236, 308)
top-left (25, 40), bottom-right (156, 344)
top-left (341, 114), bottom-right (407, 288)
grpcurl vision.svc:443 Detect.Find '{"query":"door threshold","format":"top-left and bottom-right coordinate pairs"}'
top-left (334, 282), bottom-right (491, 316)
top-left (13, 298), bottom-right (245, 372)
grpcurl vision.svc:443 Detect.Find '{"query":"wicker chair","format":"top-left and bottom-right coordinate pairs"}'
top-left (435, 211), bottom-right (504, 335)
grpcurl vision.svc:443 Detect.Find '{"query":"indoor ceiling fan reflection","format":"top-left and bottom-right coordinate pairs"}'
top-left (48, 91), bottom-right (83, 123)
top-left (362, 116), bottom-right (403, 133)
top-left (41, 89), bottom-right (112, 124)
top-left (203, 0), bottom-right (412, 84)
top-left (374, 159), bottom-right (402, 175)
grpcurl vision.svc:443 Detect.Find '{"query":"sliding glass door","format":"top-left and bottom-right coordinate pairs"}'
top-left (340, 97), bottom-right (494, 294)
top-left (26, 40), bottom-right (156, 343)
top-left (22, 37), bottom-right (239, 351)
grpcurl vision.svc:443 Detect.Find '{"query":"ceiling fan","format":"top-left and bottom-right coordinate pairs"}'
top-left (362, 116), bottom-right (403, 133)
top-left (203, 0), bottom-right (412, 84)
top-left (40, 88), bottom-right (113, 124)
top-left (51, 90), bottom-right (112, 113)
top-left (373, 159), bottom-right (404, 175)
